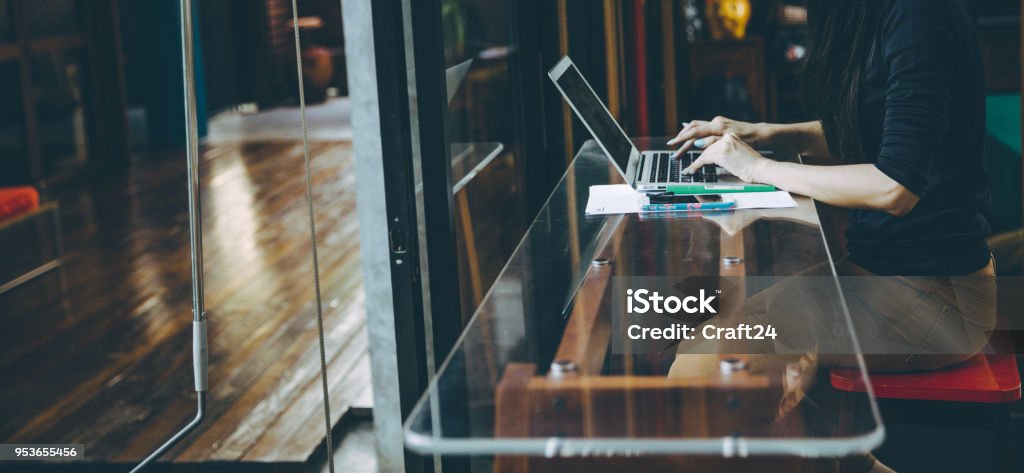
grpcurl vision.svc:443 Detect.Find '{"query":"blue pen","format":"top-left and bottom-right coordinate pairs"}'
top-left (641, 201), bottom-right (736, 213)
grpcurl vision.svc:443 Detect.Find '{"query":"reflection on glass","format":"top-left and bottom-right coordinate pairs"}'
top-left (32, 50), bottom-right (89, 177)
top-left (0, 205), bottom-right (59, 283)
top-left (442, 0), bottom-right (525, 320)
top-left (0, 61), bottom-right (27, 185)
top-left (443, 0), bottom-right (516, 148)
top-left (0, 0), bottom-right (12, 42)
top-left (26, 0), bottom-right (83, 39)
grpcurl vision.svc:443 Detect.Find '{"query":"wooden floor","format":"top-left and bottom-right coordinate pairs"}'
top-left (0, 141), bottom-right (371, 467)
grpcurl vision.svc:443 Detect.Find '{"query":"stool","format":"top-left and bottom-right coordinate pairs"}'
top-left (0, 187), bottom-right (63, 294)
top-left (831, 354), bottom-right (1021, 403)
top-left (0, 186), bottom-right (40, 221)
top-left (831, 355), bottom-right (1021, 470)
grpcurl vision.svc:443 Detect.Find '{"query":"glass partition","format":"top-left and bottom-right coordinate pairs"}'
top-left (404, 140), bottom-right (883, 464)
top-left (440, 0), bottom-right (527, 323)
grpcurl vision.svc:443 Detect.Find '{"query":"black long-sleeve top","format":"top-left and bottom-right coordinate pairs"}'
top-left (846, 0), bottom-right (991, 276)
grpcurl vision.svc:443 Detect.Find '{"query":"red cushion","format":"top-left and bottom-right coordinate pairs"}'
top-left (831, 354), bottom-right (1022, 403)
top-left (0, 186), bottom-right (40, 222)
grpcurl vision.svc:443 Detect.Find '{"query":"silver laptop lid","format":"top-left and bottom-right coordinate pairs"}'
top-left (548, 57), bottom-right (640, 184)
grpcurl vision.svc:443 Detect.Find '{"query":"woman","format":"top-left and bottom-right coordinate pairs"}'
top-left (668, 0), bottom-right (997, 373)
top-left (665, 3), bottom-right (996, 471)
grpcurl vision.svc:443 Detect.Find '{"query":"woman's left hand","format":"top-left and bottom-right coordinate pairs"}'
top-left (683, 133), bottom-right (772, 184)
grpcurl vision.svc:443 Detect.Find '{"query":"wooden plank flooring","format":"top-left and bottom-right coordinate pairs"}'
top-left (0, 141), bottom-right (371, 466)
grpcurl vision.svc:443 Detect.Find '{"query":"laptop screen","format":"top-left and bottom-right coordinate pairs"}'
top-left (553, 61), bottom-right (634, 174)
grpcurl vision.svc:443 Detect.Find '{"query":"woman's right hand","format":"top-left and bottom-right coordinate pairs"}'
top-left (668, 116), bottom-right (773, 157)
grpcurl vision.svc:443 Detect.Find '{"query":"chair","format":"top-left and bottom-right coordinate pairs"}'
top-left (0, 186), bottom-right (64, 294)
top-left (831, 354), bottom-right (1021, 470)
top-left (830, 354), bottom-right (1021, 403)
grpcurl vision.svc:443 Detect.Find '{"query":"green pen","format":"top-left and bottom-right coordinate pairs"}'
top-left (666, 184), bottom-right (776, 195)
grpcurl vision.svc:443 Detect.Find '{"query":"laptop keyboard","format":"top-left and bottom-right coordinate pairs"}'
top-left (647, 151), bottom-right (718, 184)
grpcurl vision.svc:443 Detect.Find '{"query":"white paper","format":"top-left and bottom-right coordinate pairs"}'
top-left (586, 186), bottom-right (797, 215)
top-left (585, 185), bottom-right (645, 215)
top-left (729, 191), bottom-right (798, 210)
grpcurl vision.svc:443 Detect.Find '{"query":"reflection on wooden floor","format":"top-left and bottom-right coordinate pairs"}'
top-left (0, 141), bottom-right (370, 466)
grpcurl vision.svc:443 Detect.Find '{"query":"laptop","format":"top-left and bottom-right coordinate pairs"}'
top-left (549, 56), bottom-right (744, 192)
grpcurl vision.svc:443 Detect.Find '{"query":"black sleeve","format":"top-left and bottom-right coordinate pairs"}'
top-left (874, 0), bottom-right (957, 196)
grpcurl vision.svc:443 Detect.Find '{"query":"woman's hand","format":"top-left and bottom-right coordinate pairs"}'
top-left (683, 133), bottom-right (772, 184)
top-left (667, 116), bottom-right (772, 157)
top-left (687, 133), bottom-right (921, 216)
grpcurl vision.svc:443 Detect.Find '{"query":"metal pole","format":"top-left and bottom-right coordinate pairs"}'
top-left (182, 0), bottom-right (205, 326)
top-left (129, 0), bottom-right (207, 470)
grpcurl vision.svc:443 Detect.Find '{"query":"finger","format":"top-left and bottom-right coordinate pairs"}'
top-left (672, 139), bottom-right (695, 158)
top-left (677, 134), bottom-right (723, 157)
top-left (726, 132), bottom-right (755, 151)
top-left (667, 126), bottom-right (693, 146)
top-left (724, 132), bottom-right (746, 144)
top-left (682, 120), bottom-right (707, 133)
top-left (669, 125), bottom-right (707, 148)
top-left (694, 135), bottom-right (721, 149)
top-left (683, 154), bottom-right (714, 175)
top-left (708, 117), bottom-right (729, 133)
top-left (667, 120), bottom-right (706, 145)
top-left (687, 120), bottom-right (708, 130)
